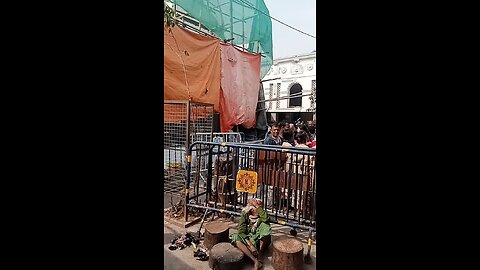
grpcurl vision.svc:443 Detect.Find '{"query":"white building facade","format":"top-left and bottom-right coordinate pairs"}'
top-left (261, 51), bottom-right (316, 123)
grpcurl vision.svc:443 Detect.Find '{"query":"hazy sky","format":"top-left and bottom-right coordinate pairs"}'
top-left (263, 0), bottom-right (316, 59)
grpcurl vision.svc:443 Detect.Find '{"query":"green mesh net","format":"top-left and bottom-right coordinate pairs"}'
top-left (173, 0), bottom-right (273, 79)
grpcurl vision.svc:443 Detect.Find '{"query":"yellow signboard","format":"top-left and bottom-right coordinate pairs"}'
top-left (236, 170), bottom-right (258, 193)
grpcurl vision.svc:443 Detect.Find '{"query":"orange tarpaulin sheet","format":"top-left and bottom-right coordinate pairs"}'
top-left (164, 103), bottom-right (213, 123)
top-left (219, 44), bottom-right (261, 132)
top-left (164, 26), bottom-right (221, 111)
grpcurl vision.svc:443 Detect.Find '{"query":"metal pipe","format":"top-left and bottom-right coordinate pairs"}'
top-left (260, 77), bottom-right (281, 82)
top-left (304, 228), bottom-right (313, 264)
top-left (258, 92), bottom-right (313, 103)
top-left (186, 203), bottom-right (316, 231)
top-left (189, 141), bottom-right (315, 155)
top-left (188, 203), bottom-right (240, 216)
top-left (184, 101), bottom-right (192, 222)
top-left (188, 191), bottom-right (207, 200)
top-left (242, 0), bottom-right (244, 51)
top-left (230, 0), bottom-right (233, 41)
top-left (206, 146), bottom-right (214, 200)
top-left (185, 147), bottom-right (191, 222)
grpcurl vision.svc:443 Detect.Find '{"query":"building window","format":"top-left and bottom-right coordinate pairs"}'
top-left (276, 83), bottom-right (281, 109)
top-left (289, 83), bottom-right (302, 107)
top-left (269, 83), bottom-right (273, 109)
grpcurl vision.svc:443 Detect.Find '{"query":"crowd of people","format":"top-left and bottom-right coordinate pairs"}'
top-left (263, 119), bottom-right (316, 148)
top-left (261, 119), bottom-right (316, 215)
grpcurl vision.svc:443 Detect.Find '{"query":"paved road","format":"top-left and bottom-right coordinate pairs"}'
top-left (163, 189), bottom-right (317, 269)
top-left (164, 249), bottom-right (197, 270)
top-left (164, 218), bottom-right (317, 270)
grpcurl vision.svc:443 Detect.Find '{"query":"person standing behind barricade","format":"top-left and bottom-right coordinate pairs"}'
top-left (263, 121), bottom-right (270, 141)
top-left (311, 131), bottom-right (317, 148)
top-left (309, 122), bottom-right (316, 150)
top-left (263, 122), bottom-right (282, 210)
top-left (279, 129), bottom-right (294, 211)
top-left (261, 122), bottom-right (281, 211)
top-left (291, 122), bottom-right (298, 146)
top-left (292, 132), bottom-right (310, 173)
top-left (307, 120), bottom-right (316, 141)
top-left (290, 132), bottom-right (314, 217)
top-left (295, 125), bottom-right (312, 147)
top-left (281, 129), bottom-right (293, 148)
top-left (263, 122), bottom-right (282, 145)
top-left (278, 120), bottom-right (288, 142)
top-left (281, 129), bottom-right (294, 168)
top-left (286, 123), bottom-right (296, 146)
top-left (288, 122), bottom-right (296, 133)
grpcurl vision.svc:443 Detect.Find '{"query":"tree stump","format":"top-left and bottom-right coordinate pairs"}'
top-left (204, 221), bottom-right (230, 249)
top-left (208, 242), bottom-right (244, 270)
top-left (272, 237), bottom-right (304, 270)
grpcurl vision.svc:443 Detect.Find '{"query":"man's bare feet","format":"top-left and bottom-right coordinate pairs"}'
top-left (259, 241), bottom-right (265, 252)
top-left (254, 260), bottom-right (263, 270)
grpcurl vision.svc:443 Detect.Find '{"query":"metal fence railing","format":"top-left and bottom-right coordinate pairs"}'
top-left (193, 132), bottom-right (245, 144)
top-left (188, 132), bottom-right (245, 200)
top-left (184, 141), bottom-right (317, 232)
top-left (192, 132), bottom-right (244, 187)
top-left (164, 101), bottom-right (214, 199)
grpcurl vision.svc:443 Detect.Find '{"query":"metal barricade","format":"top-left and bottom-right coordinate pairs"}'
top-left (193, 132), bottom-right (245, 144)
top-left (189, 132), bottom-right (245, 200)
top-left (184, 141), bottom-right (317, 232)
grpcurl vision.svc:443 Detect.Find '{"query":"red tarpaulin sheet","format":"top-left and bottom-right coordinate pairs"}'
top-left (164, 26), bottom-right (221, 111)
top-left (219, 44), bottom-right (261, 132)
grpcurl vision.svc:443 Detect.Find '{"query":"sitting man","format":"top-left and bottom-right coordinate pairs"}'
top-left (229, 198), bottom-right (272, 270)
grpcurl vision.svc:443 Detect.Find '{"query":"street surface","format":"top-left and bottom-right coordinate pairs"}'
top-left (163, 203), bottom-right (317, 269)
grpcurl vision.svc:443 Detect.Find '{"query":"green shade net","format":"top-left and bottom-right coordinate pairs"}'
top-left (173, 0), bottom-right (273, 79)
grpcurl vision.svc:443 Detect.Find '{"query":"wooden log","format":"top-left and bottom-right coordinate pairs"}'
top-left (208, 242), bottom-right (244, 270)
top-left (204, 221), bottom-right (230, 249)
top-left (272, 237), bottom-right (304, 270)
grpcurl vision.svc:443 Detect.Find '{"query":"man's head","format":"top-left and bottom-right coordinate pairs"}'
top-left (289, 123), bottom-right (295, 132)
top-left (298, 124), bottom-right (308, 134)
top-left (283, 129), bottom-right (293, 142)
top-left (242, 205), bottom-right (256, 215)
top-left (296, 131), bottom-right (308, 144)
top-left (307, 120), bottom-right (316, 133)
top-left (271, 122), bottom-right (280, 138)
top-left (278, 121), bottom-right (287, 136)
